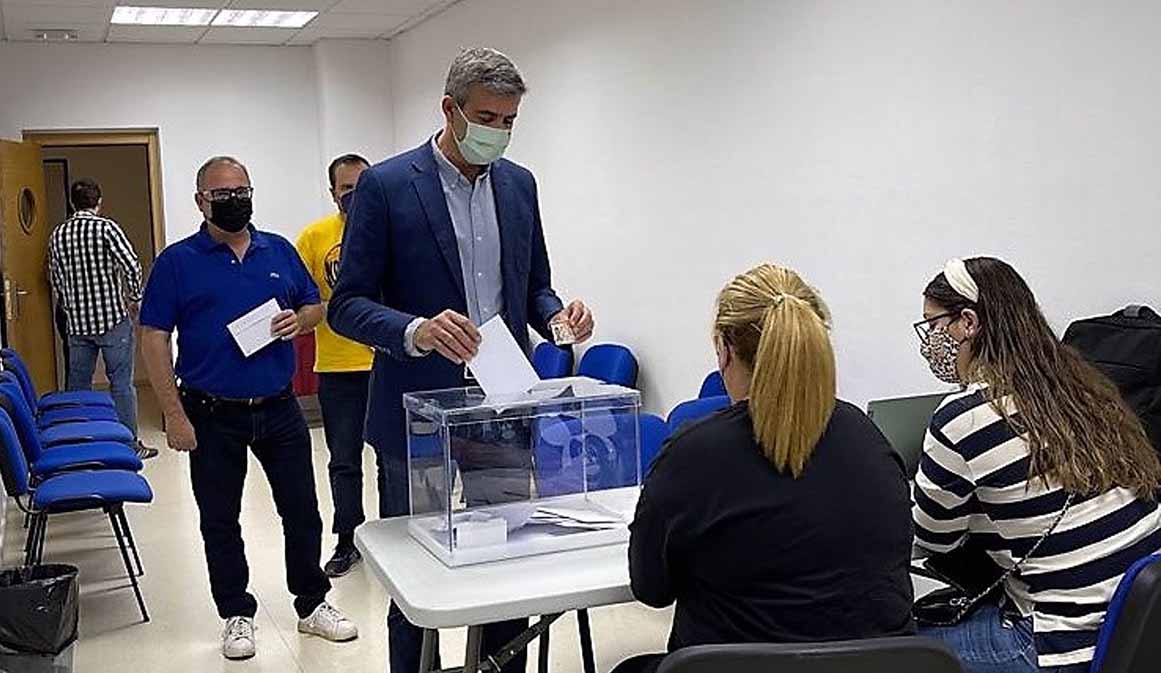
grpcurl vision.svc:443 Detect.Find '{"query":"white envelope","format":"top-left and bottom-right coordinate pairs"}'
top-left (227, 298), bottom-right (282, 358)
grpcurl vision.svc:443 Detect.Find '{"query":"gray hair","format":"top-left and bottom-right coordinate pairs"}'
top-left (196, 156), bottom-right (250, 190)
top-left (444, 47), bottom-right (527, 106)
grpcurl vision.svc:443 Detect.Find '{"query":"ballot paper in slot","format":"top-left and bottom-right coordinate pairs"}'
top-left (227, 298), bottom-right (282, 357)
top-left (402, 379), bottom-right (642, 567)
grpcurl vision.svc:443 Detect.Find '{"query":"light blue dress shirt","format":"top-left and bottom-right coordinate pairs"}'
top-left (404, 134), bottom-right (505, 356)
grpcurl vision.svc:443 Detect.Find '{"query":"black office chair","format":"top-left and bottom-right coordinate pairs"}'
top-left (1090, 553), bottom-right (1161, 673)
top-left (656, 637), bottom-right (964, 673)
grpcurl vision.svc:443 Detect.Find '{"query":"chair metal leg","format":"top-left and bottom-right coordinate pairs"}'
top-left (577, 609), bottom-right (596, 673)
top-left (115, 506), bottom-right (145, 577)
top-left (22, 513), bottom-right (37, 565)
top-left (108, 508), bottom-right (150, 623)
top-left (34, 514), bottom-right (48, 565)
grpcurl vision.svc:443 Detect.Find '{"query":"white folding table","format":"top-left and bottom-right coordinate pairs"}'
top-left (355, 487), bottom-right (945, 673)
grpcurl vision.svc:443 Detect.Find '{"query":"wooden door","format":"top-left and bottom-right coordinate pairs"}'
top-left (0, 141), bottom-right (57, 393)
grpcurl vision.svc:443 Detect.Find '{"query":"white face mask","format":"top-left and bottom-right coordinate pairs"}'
top-left (454, 105), bottom-right (511, 165)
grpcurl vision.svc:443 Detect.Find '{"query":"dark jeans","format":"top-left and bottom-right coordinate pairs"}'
top-left (183, 390), bottom-right (331, 620)
top-left (318, 371), bottom-right (371, 538)
top-left (376, 446), bottom-right (529, 673)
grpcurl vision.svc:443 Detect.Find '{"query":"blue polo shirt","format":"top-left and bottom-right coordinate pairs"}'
top-left (140, 224), bottom-right (320, 398)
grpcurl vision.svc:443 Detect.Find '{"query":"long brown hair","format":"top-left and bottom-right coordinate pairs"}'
top-left (925, 257), bottom-right (1161, 497)
top-left (715, 264), bottom-right (836, 477)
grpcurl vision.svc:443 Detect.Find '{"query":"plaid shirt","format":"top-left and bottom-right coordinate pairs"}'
top-left (48, 210), bottom-right (143, 336)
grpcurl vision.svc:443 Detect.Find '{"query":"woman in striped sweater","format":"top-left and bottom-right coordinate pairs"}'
top-left (912, 257), bottom-right (1161, 673)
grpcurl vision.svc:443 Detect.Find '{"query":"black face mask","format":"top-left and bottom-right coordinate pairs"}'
top-left (209, 197), bottom-right (252, 233)
top-left (338, 190), bottom-right (355, 215)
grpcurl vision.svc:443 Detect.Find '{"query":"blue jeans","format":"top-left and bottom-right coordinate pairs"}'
top-left (67, 318), bottom-right (138, 436)
top-left (317, 371), bottom-right (372, 537)
top-left (919, 604), bottom-right (1091, 673)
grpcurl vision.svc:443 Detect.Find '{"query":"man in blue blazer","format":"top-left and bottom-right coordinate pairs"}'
top-left (329, 48), bottom-right (594, 673)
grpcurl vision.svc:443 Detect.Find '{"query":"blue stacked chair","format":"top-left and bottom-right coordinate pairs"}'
top-left (1089, 553), bottom-right (1161, 672)
top-left (667, 395), bottom-right (730, 433)
top-left (577, 344), bottom-right (638, 387)
top-left (532, 342), bottom-right (574, 379)
top-left (1, 348), bottom-right (115, 412)
top-left (0, 372), bottom-right (134, 447)
top-left (0, 380), bottom-right (142, 479)
top-left (0, 408), bottom-right (153, 622)
top-left (698, 371), bottom-right (727, 398)
top-left (639, 414), bottom-right (669, 475)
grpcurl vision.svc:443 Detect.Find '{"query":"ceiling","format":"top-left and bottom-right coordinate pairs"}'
top-left (0, 0), bottom-right (459, 45)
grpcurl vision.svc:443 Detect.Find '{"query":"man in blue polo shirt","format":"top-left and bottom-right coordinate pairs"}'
top-left (139, 156), bottom-right (358, 661)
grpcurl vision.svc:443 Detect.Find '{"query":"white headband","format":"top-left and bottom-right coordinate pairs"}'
top-left (943, 258), bottom-right (979, 303)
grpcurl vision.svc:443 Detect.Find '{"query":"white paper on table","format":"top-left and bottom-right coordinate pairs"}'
top-left (227, 298), bottom-right (282, 358)
top-left (467, 315), bottom-right (541, 396)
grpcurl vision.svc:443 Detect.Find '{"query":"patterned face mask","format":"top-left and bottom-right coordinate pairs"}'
top-left (920, 325), bottom-right (963, 384)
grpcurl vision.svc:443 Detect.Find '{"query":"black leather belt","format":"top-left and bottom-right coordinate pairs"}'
top-left (180, 386), bottom-right (293, 408)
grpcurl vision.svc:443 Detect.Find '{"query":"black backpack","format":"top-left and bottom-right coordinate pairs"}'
top-left (1063, 306), bottom-right (1161, 452)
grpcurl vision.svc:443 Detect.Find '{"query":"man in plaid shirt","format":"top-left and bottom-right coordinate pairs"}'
top-left (48, 178), bottom-right (156, 459)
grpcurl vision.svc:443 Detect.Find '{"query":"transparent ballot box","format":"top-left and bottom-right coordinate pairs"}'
top-left (403, 377), bottom-right (642, 566)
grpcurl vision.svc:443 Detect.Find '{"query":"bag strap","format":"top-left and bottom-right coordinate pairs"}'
top-left (945, 492), bottom-right (1075, 622)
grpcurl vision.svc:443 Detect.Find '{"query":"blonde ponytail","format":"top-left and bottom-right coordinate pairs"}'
top-left (715, 265), bottom-right (836, 477)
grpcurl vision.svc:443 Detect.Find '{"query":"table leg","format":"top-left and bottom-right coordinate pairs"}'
top-left (420, 629), bottom-right (439, 673)
top-left (465, 625), bottom-right (485, 673)
top-left (537, 620), bottom-right (550, 673)
top-left (577, 609), bottom-right (596, 673)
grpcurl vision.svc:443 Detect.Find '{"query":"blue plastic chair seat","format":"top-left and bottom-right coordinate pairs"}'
top-left (41, 420), bottom-right (134, 447)
top-left (38, 390), bottom-right (115, 411)
top-left (667, 395), bottom-right (731, 433)
top-left (38, 405), bottom-right (120, 428)
top-left (32, 469), bottom-right (153, 512)
top-left (699, 371), bottom-right (727, 398)
top-left (33, 442), bottom-right (143, 476)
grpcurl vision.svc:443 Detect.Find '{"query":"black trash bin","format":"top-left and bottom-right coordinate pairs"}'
top-left (0, 564), bottom-right (79, 656)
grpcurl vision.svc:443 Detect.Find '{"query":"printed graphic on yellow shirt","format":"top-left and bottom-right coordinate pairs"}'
top-left (324, 243), bottom-right (341, 290)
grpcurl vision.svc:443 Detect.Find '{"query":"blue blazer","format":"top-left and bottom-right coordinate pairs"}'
top-left (329, 141), bottom-right (564, 455)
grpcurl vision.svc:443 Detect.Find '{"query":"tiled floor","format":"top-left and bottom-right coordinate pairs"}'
top-left (1, 397), bottom-right (671, 672)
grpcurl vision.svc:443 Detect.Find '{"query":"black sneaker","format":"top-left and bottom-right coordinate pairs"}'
top-left (135, 441), bottom-right (160, 460)
top-left (324, 546), bottom-right (361, 578)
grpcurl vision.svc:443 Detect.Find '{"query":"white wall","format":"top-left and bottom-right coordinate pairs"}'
top-left (0, 42), bottom-right (339, 243)
top-left (314, 39), bottom-right (395, 171)
top-left (387, 0), bottom-right (1161, 414)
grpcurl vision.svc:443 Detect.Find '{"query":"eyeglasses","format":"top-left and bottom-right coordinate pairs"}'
top-left (913, 311), bottom-right (962, 341)
top-left (199, 186), bottom-right (253, 203)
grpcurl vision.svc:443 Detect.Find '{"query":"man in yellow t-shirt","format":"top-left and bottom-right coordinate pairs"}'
top-left (295, 153), bottom-right (372, 578)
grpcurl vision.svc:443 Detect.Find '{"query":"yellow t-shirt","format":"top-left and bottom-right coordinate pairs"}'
top-left (295, 212), bottom-right (374, 373)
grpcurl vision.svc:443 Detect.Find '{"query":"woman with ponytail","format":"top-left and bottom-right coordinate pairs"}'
top-left (614, 264), bottom-right (914, 673)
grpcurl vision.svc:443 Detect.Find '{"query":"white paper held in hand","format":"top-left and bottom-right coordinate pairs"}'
top-left (467, 315), bottom-right (541, 396)
top-left (227, 298), bottom-right (282, 358)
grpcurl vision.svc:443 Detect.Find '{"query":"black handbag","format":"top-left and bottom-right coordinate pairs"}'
top-left (913, 493), bottom-right (1074, 626)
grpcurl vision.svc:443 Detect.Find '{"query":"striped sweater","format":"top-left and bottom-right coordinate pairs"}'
top-left (913, 384), bottom-right (1161, 667)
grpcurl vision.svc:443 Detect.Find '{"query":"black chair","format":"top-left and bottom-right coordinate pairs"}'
top-left (656, 637), bottom-right (964, 673)
top-left (1091, 553), bottom-right (1161, 673)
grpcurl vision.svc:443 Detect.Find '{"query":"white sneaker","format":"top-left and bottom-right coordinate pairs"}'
top-left (222, 616), bottom-right (256, 660)
top-left (297, 602), bottom-right (359, 642)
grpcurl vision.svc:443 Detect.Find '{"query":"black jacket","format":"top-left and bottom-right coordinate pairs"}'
top-left (629, 400), bottom-right (915, 650)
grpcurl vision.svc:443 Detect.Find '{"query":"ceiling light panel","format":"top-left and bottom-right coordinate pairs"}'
top-left (211, 9), bottom-right (318, 28)
top-left (111, 6), bottom-right (218, 26)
